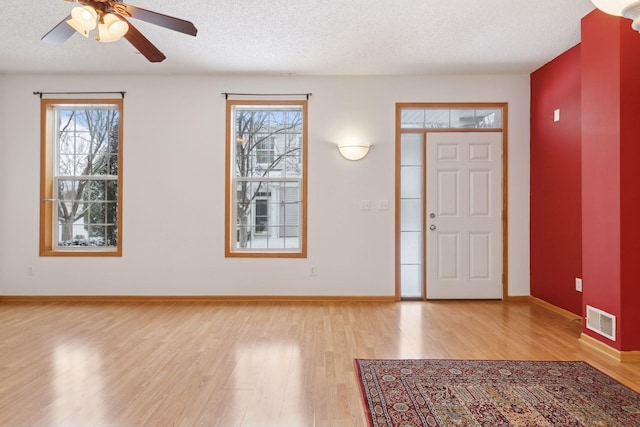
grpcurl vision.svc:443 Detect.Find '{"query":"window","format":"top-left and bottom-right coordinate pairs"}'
top-left (225, 100), bottom-right (307, 257)
top-left (40, 99), bottom-right (123, 256)
top-left (400, 107), bottom-right (502, 129)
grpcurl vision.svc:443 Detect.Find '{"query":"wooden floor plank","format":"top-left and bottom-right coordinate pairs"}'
top-left (0, 300), bottom-right (639, 426)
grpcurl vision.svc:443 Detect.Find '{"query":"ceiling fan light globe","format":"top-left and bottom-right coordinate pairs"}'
top-left (97, 14), bottom-right (129, 42)
top-left (66, 18), bottom-right (90, 37)
top-left (70, 6), bottom-right (97, 31)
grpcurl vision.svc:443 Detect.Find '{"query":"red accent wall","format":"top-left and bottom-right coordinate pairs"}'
top-left (618, 16), bottom-right (640, 351)
top-left (530, 45), bottom-right (582, 315)
top-left (581, 10), bottom-right (640, 351)
top-left (530, 9), bottom-right (640, 351)
top-left (581, 10), bottom-right (622, 349)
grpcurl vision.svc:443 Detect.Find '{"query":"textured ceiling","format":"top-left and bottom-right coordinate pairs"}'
top-left (0, 0), bottom-right (595, 75)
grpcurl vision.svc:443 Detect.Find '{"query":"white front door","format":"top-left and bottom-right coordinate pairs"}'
top-left (426, 132), bottom-right (502, 299)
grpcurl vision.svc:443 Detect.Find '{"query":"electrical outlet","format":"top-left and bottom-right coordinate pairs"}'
top-left (310, 265), bottom-right (317, 276)
top-left (27, 266), bottom-right (34, 276)
top-left (576, 277), bottom-right (582, 292)
top-left (359, 200), bottom-right (371, 211)
top-left (378, 200), bottom-right (389, 210)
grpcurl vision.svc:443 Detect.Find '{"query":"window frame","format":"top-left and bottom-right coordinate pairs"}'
top-left (40, 98), bottom-right (124, 257)
top-left (225, 100), bottom-right (308, 258)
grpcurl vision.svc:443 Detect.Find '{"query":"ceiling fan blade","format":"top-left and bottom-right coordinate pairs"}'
top-left (42, 15), bottom-right (76, 43)
top-left (123, 20), bottom-right (166, 62)
top-left (112, 3), bottom-right (197, 36)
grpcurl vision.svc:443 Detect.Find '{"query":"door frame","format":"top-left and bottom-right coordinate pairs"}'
top-left (395, 102), bottom-right (509, 301)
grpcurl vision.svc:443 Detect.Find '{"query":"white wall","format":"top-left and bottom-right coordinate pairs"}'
top-left (0, 74), bottom-right (530, 297)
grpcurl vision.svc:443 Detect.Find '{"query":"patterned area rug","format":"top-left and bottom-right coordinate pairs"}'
top-left (355, 359), bottom-right (640, 426)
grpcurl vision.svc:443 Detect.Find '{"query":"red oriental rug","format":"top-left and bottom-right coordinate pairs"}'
top-left (355, 359), bottom-right (640, 427)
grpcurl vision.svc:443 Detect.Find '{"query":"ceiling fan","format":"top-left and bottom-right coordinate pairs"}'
top-left (42, 0), bottom-right (198, 63)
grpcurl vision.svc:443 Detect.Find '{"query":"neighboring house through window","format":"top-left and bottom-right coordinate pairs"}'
top-left (225, 100), bottom-right (307, 257)
top-left (40, 99), bottom-right (123, 256)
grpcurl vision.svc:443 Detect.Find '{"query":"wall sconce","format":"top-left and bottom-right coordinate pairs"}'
top-left (592, 0), bottom-right (640, 31)
top-left (337, 144), bottom-right (372, 161)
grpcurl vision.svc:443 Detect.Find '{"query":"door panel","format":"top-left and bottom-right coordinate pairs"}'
top-left (437, 170), bottom-right (459, 216)
top-left (437, 233), bottom-right (459, 279)
top-left (470, 170), bottom-right (490, 216)
top-left (426, 132), bottom-right (502, 299)
top-left (470, 232), bottom-right (491, 279)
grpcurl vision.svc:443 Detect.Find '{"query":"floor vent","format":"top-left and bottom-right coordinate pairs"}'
top-left (586, 305), bottom-right (616, 341)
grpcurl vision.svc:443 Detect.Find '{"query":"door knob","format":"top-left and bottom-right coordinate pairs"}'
top-left (429, 224), bottom-right (436, 231)
top-left (429, 213), bottom-right (436, 219)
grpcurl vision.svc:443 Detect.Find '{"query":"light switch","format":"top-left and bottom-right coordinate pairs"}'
top-left (554, 109), bottom-right (560, 122)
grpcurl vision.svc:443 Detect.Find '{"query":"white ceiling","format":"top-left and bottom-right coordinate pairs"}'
top-left (0, 0), bottom-right (595, 76)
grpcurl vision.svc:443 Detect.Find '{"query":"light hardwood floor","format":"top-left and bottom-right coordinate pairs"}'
top-left (1, 300), bottom-right (639, 426)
